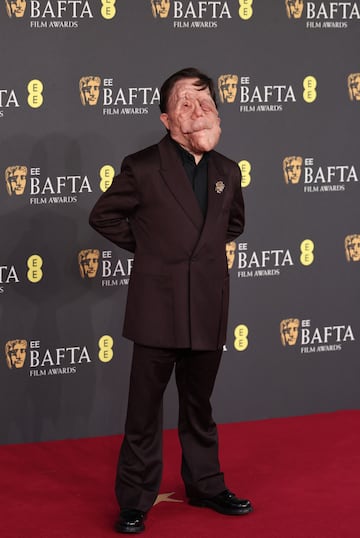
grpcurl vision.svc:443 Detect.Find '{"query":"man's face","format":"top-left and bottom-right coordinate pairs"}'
top-left (80, 251), bottom-right (99, 278)
top-left (226, 242), bottom-right (236, 269)
top-left (282, 321), bottom-right (299, 346)
top-left (6, 0), bottom-right (26, 17)
top-left (220, 76), bottom-right (238, 103)
top-left (347, 236), bottom-right (360, 261)
top-left (6, 340), bottom-right (27, 369)
top-left (160, 78), bottom-right (221, 158)
top-left (286, 0), bottom-right (303, 18)
top-left (6, 166), bottom-right (27, 195)
top-left (349, 75), bottom-right (360, 101)
top-left (82, 79), bottom-right (100, 106)
top-left (284, 157), bottom-right (302, 184)
top-left (151, 0), bottom-right (170, 18)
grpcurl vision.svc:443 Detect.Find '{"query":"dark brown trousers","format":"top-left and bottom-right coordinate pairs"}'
top-left (115, 343), bottom-right (226, 512)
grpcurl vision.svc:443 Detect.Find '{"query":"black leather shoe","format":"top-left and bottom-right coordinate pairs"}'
top-left (115, 509), bottom-right (146, 534)
top-left (189, 489), bottom-right (253, 515)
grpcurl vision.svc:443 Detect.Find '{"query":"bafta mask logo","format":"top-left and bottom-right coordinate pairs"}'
top-left (5, 165), bottom-right (27, 196)
top-left (151, 0), bottom-right (170, 18)
top-left (348, 74), bottom-right (360, 101)
top-left (218, 74), bottom-right (238, 104)
top-left (280, 318), bottom-right (300, 346)
top-left (78, 249), bottom-right (100, 278)
top-left (79, 76), bottom-right (101, 106)
top-left (283, 156), bottom-right (303, 184)
top-left (226, 241), bottom-right (236, 270)
top-left (5, 339), bottom-right (27, 369)
top-left (5, 0), bottom-right (26, 18)
top-left (345, 235), bottom-right (360, 262)
top-left (285, 0), bottom-right (304, 19)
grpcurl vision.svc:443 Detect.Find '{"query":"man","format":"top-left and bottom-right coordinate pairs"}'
top-left (89, 67), bottom-right (252, 534)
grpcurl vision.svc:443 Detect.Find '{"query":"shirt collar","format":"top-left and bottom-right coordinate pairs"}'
top-left (170, 137), bottom-right (210, 165)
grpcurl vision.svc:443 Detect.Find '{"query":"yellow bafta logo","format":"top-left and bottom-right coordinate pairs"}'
top-left (78, 249), bottom-right (100, 278)
top-left (218, 74), bottom-right (238, 104)
top-left (280, 319), bottom-right (299, 346)
top-left (151, 0), bottom-right (170, 18)
top-left (345, 235), bottom-right (360, 262)
top-left (5, 340), bottom-right (27, 369)
top-left (5, 0), bottom-right (26, 18)
top-left (79, 76), bottom-right (101, 106)
top-left (226, 241), bottom-right (236, 270)
top-left (348, 74), bottom-right (360, 101)
top-left (5, 165), bottom-right (27, 196)
top-left (285, 0), bottom-right (304, 19)
top-left (283, 156), bottom-right (302, 184)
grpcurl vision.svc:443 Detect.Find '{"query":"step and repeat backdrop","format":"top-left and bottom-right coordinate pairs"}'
top-left (1, 0), bottom-right (359, 444)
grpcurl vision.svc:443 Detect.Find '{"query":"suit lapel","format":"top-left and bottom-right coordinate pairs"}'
top-left (158, 135), bottom-right (204, 231)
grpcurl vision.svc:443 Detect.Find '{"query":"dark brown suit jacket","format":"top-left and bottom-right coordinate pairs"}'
top-left (89, 134), bottom-right (244, 350)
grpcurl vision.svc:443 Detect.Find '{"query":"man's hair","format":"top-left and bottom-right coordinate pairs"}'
top-left (159, 67), bottom-right (217, 113)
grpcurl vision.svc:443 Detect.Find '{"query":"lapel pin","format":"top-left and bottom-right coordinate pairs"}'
top-left (215, 180), bottom-right (225, 194)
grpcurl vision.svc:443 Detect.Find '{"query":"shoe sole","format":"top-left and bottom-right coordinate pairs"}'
top-left (115, 523), bottom-right (145, 534)
top-left (189, 499), bottom-right (253, 516)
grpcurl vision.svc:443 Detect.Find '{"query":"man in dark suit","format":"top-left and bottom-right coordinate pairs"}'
top-left (89, 67), bottom-right (252, 534)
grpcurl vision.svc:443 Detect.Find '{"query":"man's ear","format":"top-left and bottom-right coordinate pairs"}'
top-left (160, 113), bottom-right (170, 130)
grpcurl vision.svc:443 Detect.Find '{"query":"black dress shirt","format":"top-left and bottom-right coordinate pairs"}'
top-left (172, 139), bottom-right (209, 218)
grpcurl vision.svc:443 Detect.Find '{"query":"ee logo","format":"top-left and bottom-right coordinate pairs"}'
top-left (238, 160), bottom-right (251, 187)
top-left (27, 254), bottom-right (43, 283)
top-left (101, 0), bottom-right (116, 19)
top-left (234, 324), bottom-right (249, 351)
top-left (300, 239), bottom-right (315, 266)
top-left (27, 80), bottom-right (44, 109)
top-left (98, 335), bottom-right (114, 363)
top-left (238, 0), bottom-right (253, 20)
top-left (99, 165), bottom-right (115, 192)
top-left (303, 76), bottom-right (317, 103)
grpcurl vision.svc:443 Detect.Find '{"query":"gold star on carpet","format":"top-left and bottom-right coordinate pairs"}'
top-left (153, 492), bottom-right (183, 505)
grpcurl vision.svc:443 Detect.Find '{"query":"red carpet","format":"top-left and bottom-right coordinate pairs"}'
top-left (1, 411), bottom-right (360, 538)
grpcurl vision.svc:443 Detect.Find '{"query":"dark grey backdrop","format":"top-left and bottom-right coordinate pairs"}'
top-left (1, 0), bottom-right (359, 444)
